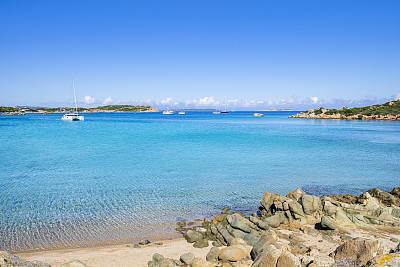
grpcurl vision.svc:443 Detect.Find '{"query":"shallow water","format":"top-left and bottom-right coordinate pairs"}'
top-left (0, 111), bottom-right (399, 250)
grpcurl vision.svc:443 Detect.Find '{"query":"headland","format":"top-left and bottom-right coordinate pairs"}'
top-left (290, 100), bottom-right (400, 121)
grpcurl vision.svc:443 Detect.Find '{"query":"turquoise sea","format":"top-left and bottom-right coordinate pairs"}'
top-left (1, 111), bottom-right (399, 251)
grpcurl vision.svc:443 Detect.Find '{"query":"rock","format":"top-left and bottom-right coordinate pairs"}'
top-left (334, 238), bottom-right (382, 265)
top-left (308, 254), bottom-right (336, 267)
top-left (264, 213), bottom-right (285, 228)
top-left (152, 253), bottom-right (165, 262)
top-left (156, 258), bottom-right (180, 267)
top-left (261, 191), bottom-right (283, 211)
top-left (250, 229), bottom-right (278, 260)
top-left (300, 195), bottom-right (320, 215)
top-left (366, 252), bottom-right (400, 266)
top-left (212, 240), bottom-right (223, 247)
top-left (323, 200), bottom-right (338, 216)
top-left (227, 214), bottom-right (251, 233)
top-left (286, 188), bottom-right (306, 201)
top-left (0, 251), bottom-right (51, 267)
top-left (243, 233), bottom-right (260, 246)
top-left (219, 245), bottom-right (248, 262)
top-left (139, 239), bottom-right (151, 245)
top-left (217, 225), bottom-right (234, 245)
top-left (221, 207), bottom-right (232, 215)
top-left (306, 228), bottom-right (319, 235)
top-left (180, 252), bottom-right (195, 265)
top-left (252, 244), bottom-right (284, 267)
top-left (289, 201), bottom-right (305, 217)
top-left (249, 215), bottom-right (269, 230)
top-left (191, 258), bottom-right (213, 267)
top-left (368, 188), bottom-right (400, 207)
top-left (193, 239), bottom-right (209, 248)
top-left (320, 216), bottom-right (337, 230)
top-left (340, 234), bottom-right (352, 241)
top-left (227, 225), bottom-right (247, 239)
top-left (184, 229), bottom-right (204, 243)
top-left (206, 247), bottom-right (220, 262)
top-left (61, 260), bottom-right (87, 267)
top-left (177, 220), bottom-right (186, 227)
top-left (276, 252), bottom-right (301, 267)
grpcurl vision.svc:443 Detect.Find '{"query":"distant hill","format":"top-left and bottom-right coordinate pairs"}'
top-left (0, 105), bottom-right (159, 113)
top-left (290, 100), bottom-right (400, 121)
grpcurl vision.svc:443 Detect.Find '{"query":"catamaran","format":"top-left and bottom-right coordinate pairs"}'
top-left (62, 80), bottom-right (84, 121)
top-left (162, 108), bottom-right (174, 115)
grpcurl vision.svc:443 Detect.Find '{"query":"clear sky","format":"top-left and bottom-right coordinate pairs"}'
top-left (1, 0), bottom-right (399, 110)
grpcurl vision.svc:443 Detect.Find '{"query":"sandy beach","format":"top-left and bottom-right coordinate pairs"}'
top-left (16, 238), bottom-right (210, 267)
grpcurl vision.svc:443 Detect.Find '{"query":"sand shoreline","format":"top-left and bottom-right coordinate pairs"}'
top-left (15, 237), bottom-right (210, 267)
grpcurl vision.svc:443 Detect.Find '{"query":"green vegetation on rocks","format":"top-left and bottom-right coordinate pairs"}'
top-left (290, 100), bottom-right (400, 121)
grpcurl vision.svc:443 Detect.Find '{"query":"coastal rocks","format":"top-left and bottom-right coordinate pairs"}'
top-left (0, 251), bottom-right (51, 267)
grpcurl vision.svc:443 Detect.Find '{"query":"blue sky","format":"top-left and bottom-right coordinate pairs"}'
top-left (0, 0), bottom-right (399, 110)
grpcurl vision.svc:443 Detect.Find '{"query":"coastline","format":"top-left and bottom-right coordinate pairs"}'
top-left (7, 187), bottom-right (400, 266)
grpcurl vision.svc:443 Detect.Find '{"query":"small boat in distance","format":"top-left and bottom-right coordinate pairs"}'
top-left (163, 108), bottom-right (175, 115)
top-left (213, 108), bottom-right (220, 114)
top-left (62, 79), bottom-right (84, 121)
top-left (221, 103), bottom-right (229, 113)
top-left (178, 110), bottom-right (186, 115)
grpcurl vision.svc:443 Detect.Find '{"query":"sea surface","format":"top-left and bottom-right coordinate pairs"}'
top-left (1, 111), bottom-right (399, 251)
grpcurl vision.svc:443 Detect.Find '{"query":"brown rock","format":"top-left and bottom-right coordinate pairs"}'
top-left (334, 238), bottom-right (382, 265)
top-left (287, 188), bottom-right (306, 201)
top-left (276, 252), bottom-right (301, 267)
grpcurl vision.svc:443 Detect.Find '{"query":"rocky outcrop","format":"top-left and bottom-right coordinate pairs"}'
top-left (148, 186), bottom-right (400, 267)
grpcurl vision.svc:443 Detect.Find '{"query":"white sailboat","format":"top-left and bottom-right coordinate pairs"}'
top-left (213, 108), bottom-right (220, 114)
top-left (62, 79), bottom-right (84, 121)
top-left (178, 110), bottom-right (186, 114)
top-left (162, 107), bottom-right (174, 115)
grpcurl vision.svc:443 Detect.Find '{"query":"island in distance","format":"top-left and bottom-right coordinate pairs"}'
top-left (290, 100), bottom-right (400, 121)
top-left (0, 105), bottom-right (159, 114)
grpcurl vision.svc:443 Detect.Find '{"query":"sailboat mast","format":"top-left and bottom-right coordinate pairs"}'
top-left (73, 80), bottom-right (78, 112)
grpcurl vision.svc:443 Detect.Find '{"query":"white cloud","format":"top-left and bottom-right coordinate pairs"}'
top-left (84, 95), bottom-right (95, 104)
top-left (279, 95), bottom-right (297, 105)
top-left (310, 96), bottom-right (318, 104)
top-left (185, 96), bottom-right (220, 107)
top-left (103, 96), bottom-right (114, 105)
top-left (160, 97), bottom-right (178, 106)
